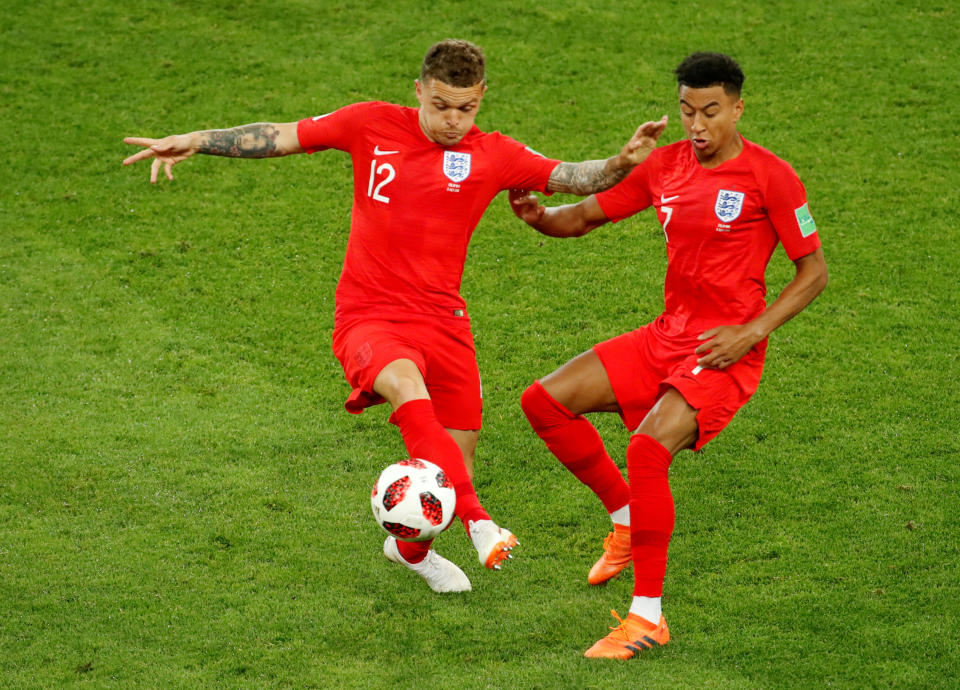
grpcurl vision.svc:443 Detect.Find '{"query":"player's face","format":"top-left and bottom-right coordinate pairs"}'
top-left (416, 78), bottom-right (486, 147)
top-left (678, 85), bottom-right (744, 167)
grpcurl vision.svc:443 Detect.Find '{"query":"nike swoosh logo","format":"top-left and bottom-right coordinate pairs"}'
top-left (373, 146), bottom-right (399, 156)
top-left (661, 195), bottom-right (679, 203)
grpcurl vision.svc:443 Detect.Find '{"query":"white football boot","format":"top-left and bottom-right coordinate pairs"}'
top-left (468, 519), bottom-right (518, 570)
top-left (383, 537), bottom-right (472, 593)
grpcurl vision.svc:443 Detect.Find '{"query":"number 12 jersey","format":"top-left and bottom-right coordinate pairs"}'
top-left (297, 101), bottom-right (560, 321)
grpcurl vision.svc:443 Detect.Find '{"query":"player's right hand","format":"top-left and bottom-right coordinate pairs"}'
top-left (122, 134), bottom-right (197, 184)
top-left (508, 189), bottom-right (545, 225)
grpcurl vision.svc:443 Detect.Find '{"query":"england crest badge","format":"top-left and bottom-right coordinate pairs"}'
top-left (714, 189), bottom-right (745, 222)
top-left (443, 151), bottom-right (472, 183)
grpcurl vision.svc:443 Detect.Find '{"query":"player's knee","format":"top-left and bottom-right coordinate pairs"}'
top-left (519, 383), bottom-right (539, 420)
top-left (627, 433), bottom-right (675, 477)
top-left (521, 380), bottom-right (569, 430)
top-left (520, 382), bottom-right (548, 427)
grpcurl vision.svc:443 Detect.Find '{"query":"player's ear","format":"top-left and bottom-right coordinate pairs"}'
top-left (415, 79), bottom-right (424, 102)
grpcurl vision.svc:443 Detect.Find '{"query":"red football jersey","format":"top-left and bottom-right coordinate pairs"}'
top-left (595, 138), bottom-right (821, 339)
top-left (297, 101), bottom-right (560, 320)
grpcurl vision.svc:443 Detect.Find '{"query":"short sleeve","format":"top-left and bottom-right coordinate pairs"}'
top-left (297, 102), bottom-right (373, 154)
top-left (489, 133), bottom-right (561, 193)
top-left (764, 159), bottom-right (821, 260)
top-left (594, 158), bottom-right (656, 222)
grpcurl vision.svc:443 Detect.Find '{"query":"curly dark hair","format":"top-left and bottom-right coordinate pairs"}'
top-left (675, 52), bottom-right (744, 97)
top-left (420, 39), bottom-right (485, 87)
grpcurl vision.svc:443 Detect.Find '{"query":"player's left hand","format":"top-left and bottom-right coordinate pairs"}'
top-left (695, 324), bottom-right (764, 369)
top-left (619, 115), bottom-right (669, 167)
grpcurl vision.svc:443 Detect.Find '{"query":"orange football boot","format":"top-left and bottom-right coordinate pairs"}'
top-left (587, 523), bottom-right (632, 585)
top-left (584, 610), bottom-right (670, 659)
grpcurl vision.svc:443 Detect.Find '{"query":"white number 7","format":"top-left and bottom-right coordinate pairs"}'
top-left (661, 204), bottom-right (673, 242)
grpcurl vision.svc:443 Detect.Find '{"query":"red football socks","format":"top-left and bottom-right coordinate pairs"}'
top-left (395, 538), bottom-right (431, 564)
top-left (626, 433), bottom-right (675, 597)
top-left (521, 381), bottom-right (631, 513)
top-left (389, 399), bottom-right (489, 526)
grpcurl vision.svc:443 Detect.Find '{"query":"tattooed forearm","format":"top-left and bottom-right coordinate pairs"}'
top-left (197, 123), bottom-right (283, 158)
top-left (546, 157), bottom-right (631, 195)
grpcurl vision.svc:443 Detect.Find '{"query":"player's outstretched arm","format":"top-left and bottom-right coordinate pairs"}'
top-left (546, 116), bottom-right (667, 195)
top-left (695, 248), bottom-right (829, 369)
top-left (509, 190), bottom-right (610, 238)
top-left (122, 122), bottom-right (303, 184)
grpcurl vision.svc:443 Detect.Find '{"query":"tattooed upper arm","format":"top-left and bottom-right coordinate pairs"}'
top-left (546, 158), bottom-right (630, 195)
top-left (197, 123), bottom-right (285, 158)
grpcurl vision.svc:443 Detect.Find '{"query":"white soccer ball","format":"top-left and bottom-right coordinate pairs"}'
top-left (370, 458), bottom-right (456, 542)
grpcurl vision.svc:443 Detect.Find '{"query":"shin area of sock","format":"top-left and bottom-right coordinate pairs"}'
top-left (626, 433), bottom-right (675, 597)
top-left (521, 381), bottom-right (630, 512)
top-left (389, 399), bottom-right (488, 524)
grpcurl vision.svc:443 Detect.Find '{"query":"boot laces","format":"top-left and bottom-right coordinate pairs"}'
top-left (607, 610), bottom-right (633, 641)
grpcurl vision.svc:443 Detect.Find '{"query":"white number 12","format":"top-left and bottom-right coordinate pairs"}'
top-left (367, 160), bottom-right (396, 203)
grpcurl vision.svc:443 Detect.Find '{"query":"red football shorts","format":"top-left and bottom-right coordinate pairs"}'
top-left (331, 314), bottom-right (482, 430)
top-left (593, 323), bottom-right (766, 450)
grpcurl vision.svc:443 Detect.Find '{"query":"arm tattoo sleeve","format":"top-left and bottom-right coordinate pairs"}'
top-left (197, 123), bottom-right (283, 158)
top-left (546, 158), bottom-right (629, 195)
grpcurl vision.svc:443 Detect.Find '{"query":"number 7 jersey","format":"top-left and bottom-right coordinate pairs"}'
top-left (595, 138), bottom-right (822, 339)
top-left (297, 101), bottom-right (560, 321)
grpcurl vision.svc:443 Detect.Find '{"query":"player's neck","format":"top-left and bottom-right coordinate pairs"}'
top-left (695, 132), bottom-right (744, 169)
top-left (417, 109), bottom-right (437, 144)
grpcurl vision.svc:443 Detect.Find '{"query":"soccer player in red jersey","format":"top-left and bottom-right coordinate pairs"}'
top-left (510, 52), bottom-right (828, 657)
top-left (122, 39), bottom-right (668, 593)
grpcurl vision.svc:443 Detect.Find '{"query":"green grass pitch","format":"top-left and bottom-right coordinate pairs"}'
top-left (1, 0), bottom-right (958, 687)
